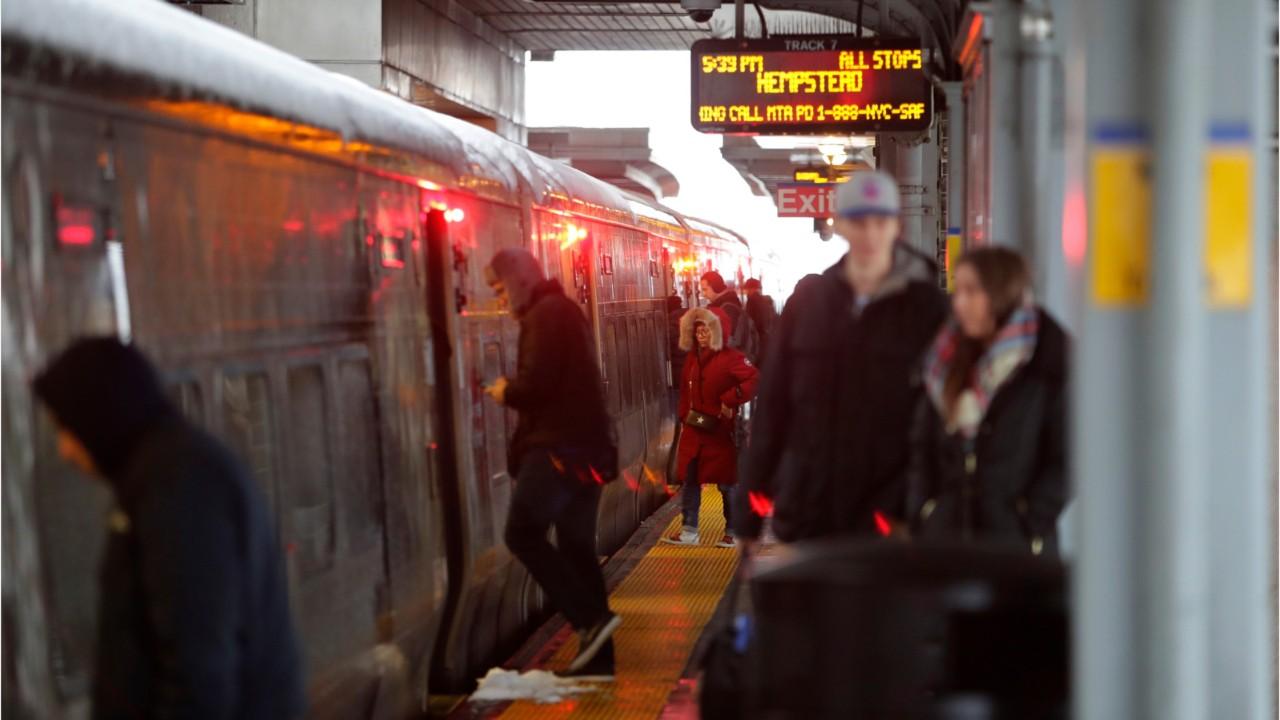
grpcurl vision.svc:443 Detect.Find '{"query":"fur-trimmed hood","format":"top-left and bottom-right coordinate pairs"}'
top-left (679, 307), bottom-right (725, 352)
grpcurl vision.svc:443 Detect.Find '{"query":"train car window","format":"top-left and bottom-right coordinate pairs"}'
top-left (631, 319), bottom-right (645, 405)
top-left (380, 233), bottom-right (406, 270)
top-left (337, 360), bottom-right (383, 554)
top-left (285, 365), bottom-right (336, 577)
top-left (651, 316), bottom-right (663, 395)
top-left (650, 316), bottom-right (660, 397)
top-left (634, 317), bottom-right (649, 401)
top-left (221, 373), bottom-right (277, 511)
top-left (618, 319), bottom-right (635, 411)
top-left (29, 404), bottom-right (113, 694)
top-left (168, 380), bottom-right (204, 424)
top-left (533, 213), bottom-right (566, 286)
top-left (461, 202), bottom-right (522, 313)
top-left (5, 154), bottom-right (40, 255)
top-left (604, 322), bottom-right (621, 414)
top-left (654, 316), bottom-right (666, 392)
top-left (642, 317), bottom-right (658, 397)
top-left (636, 318), bottom-right (650, 399)
top-left (635, 317), bottom-right (648, 403)
top-left (482, 342), bottom-right (508, 479)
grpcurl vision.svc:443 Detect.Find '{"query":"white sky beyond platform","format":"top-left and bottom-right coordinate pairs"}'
top-left (526, 51), bottom-right (848, 296)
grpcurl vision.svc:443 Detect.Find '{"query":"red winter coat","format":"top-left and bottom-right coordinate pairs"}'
top-left (676, 307), bottom-right (759, 486)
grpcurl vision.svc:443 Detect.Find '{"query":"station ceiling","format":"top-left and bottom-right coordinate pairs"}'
top-left (461, 1), bottom-right (711, 51)
top-left (459, 1), bottom-right (965, 58)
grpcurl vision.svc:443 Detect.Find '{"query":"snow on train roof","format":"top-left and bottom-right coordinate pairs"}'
top-left (3, 0), bottom-right (468, 159)
top-left (685, 217), bottom-right (751, 249)
top-left (627, 198), bottom-right (683, 228)
top-left (2, 0), bottom-right (632, 217)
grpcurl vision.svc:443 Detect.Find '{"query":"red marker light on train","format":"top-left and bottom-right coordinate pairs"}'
top-left (560, 224), bottom-right (588, 250)
top-left (55, 203), bottom-right (96, 246)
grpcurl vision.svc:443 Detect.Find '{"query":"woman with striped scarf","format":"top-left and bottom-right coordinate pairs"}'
top-left (906, 247), bottom-right (1070, 555)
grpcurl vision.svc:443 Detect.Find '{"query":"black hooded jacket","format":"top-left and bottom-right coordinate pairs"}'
top-left (734, 246), bottom-right (949, 542)
top-left (708, 289), bottom-right (753, 357)
top-left (34, 339), bottom-right (304, 720)
top-left (505, 280), bottom-right (616, 477)
top-left (745, 294), bottom-right (777, 349)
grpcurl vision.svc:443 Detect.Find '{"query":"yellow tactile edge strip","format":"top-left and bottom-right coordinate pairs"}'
top-left (498, 486), bottom-right (740, 720)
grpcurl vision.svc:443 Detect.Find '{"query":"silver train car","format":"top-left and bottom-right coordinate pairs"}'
top-left (1, 1), bottom-right (753, 717)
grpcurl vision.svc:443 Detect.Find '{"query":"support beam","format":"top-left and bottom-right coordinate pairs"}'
top-left (878, 135), bottom-right (936, 262)
top-left (1142, 0), bottom-right (1211, 715)
top-left (1018, 0), bottom-right (1060, 307)
top-left (1072, 0), bottom-right (1248, 718)
top-left (941, 81), bottom-right (966, 244)
top-left (1201, 0), bottom-right (1276, 717)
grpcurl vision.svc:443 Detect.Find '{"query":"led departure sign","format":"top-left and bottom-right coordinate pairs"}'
top-left (691, 36), bottom-right (933, 135)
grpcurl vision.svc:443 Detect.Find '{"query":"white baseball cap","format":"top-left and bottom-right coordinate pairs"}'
top-left (835, 170), bottom-right (900, 218)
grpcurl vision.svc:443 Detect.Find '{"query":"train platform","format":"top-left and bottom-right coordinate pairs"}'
top-left (448, 486), bottom-right (742, 720)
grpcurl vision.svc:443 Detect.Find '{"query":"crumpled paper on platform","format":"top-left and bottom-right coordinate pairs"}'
top-left (470, 668), bottom-right (601, 704)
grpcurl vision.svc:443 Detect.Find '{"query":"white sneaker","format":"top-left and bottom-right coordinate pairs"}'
top-left (715, 534), bottom-right (736, 548)
top-left (661, 527), bottom-right (700, 545)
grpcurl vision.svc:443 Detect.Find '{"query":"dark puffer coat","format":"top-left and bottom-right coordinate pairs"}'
top-left (504, 279), bottom-right (616, 477)
top-left (33, 338), bottom-right (304, 720)
top-left (745, 293), bottom-right (778, 362)
top-left (906, 309), bottom-right (1069, 555)
top-left (734, 245), bottom-right (949, 542)
top-left (675, 308), bottom-right (760, 486)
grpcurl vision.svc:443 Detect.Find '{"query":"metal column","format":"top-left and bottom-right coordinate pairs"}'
top-left (1018, 0), bottom-right (1064, 314)
top-left (1142, 0), bottom-right (1212, 715)
top-left (985, 0), bottom-right (1023, 252)
top-left (941, 81), bottom-right (966, 260)
top-left (878, 135), bottom-right (933, 259)
top-left (1071, 0), bottom-right (1253, 718)
top-left (1070, 0), bottom-right (1145, 711)
top-left (1202, 0), bottom-right (1276, 718)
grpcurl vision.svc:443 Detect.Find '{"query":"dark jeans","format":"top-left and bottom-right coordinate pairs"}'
top-left (680, 458), bottom-right (733, 532)
top-left (504, 450), bottom-right (610, 631)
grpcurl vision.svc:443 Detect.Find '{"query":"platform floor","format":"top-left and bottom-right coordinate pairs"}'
top-left (463, 486), bottom-right (740, 720)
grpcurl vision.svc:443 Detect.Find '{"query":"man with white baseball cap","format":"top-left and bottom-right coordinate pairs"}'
top-left (735, 170), bottom-right (949, 555)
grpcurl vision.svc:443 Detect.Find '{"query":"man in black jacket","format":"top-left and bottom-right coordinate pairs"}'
top-left (700, 271), bottom-right (758, 362)
top-left (33, 337), bottom-right (304, 720)
top-left (734, 171), bottom-right (949, 556)
top-left (741, 278), bottom-right (777, 365)
top-left (484, 248), bottom-right (621, 677)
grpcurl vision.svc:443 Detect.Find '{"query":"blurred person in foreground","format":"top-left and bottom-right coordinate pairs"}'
top-left (734, 171), bottom-right (948, 558)
top-left (906, 247), bottom-right (1069, 555)
top-left (33, 337), bottom-right (304, 720)
top-left (483, 247), bottom-right (620, 678)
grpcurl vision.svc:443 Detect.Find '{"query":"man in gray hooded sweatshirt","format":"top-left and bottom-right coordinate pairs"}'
top-left (483, 247), bottom-right (621, 677)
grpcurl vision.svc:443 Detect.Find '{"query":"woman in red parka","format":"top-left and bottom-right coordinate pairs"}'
top-left (663, 307), bottom-right (759, 548)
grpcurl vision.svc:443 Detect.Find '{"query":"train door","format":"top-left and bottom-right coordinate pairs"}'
top-left (251, 174), bottom-right (404, 697)
top-left (2, 99), bottom-right (129, 708)
top-left (426, 195), bottom-right (528, 688)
